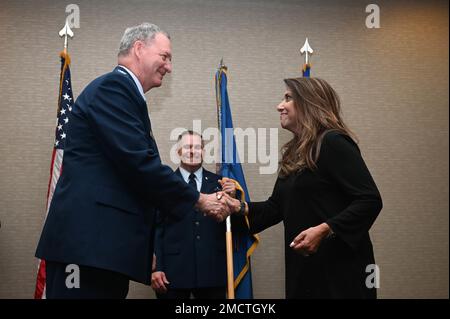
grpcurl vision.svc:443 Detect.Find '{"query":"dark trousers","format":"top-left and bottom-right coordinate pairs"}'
top-left (45, 261), bottom-right (129, 299)
top-left (156, 286), bottom-right (226, 299)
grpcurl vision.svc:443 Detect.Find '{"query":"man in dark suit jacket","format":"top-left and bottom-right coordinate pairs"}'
top-left (151, 131), bottom-right (238, 299)
top-left (35, 23), bottom-right (229, 299)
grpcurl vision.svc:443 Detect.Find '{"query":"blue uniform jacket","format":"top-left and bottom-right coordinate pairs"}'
top-left (154, 169), bottom-right (228, 289)
top-left (36, 67), bottom-right (199, 285)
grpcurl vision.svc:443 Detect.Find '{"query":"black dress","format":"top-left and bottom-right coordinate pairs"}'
top-left (248, 131), bottom-right (382, 299)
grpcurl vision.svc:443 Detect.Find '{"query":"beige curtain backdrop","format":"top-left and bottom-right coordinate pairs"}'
top-left (0, 0), bottom-right (448, 299)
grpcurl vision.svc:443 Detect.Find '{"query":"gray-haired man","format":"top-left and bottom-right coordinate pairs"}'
top-left (35, 23), bottom-right (230, 299)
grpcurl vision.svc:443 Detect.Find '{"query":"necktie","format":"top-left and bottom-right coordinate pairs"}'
top-left (188, 173), bottom-right (197, 191)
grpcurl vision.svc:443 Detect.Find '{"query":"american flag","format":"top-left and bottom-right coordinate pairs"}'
top-left (34, 51), bottom-right (74, 299)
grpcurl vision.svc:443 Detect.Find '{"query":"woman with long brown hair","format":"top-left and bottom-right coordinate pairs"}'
top-left (226, 77), bottom-right (382, 298)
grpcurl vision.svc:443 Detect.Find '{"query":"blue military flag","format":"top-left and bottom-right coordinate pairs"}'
top-left (303, 63), bottom-right (311, 77)
top-left (215, 65), bottom-right (259, 299)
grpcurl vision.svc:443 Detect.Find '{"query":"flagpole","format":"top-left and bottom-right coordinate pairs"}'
top-left (57, 20), bottom-right (74, 116)
top-left (225, 216), bottom-right (235, 299)
top-left (300, 37), bottom-right (313, 77)
top-left (59, 19), bottom-right (74, 55)
top-left (215, 62), bottom-right (235, 299)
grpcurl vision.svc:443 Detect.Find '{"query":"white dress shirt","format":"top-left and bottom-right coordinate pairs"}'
top-left (179, 166), bottom-right (203, 192)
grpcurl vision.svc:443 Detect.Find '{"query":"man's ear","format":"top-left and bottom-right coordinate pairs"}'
top-left (133, 40), bottom-right (145, 60)
top-left (201, 148), bottom-right (205, 160)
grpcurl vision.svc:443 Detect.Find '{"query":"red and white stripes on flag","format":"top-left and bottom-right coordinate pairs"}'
top-left (34, 51), bottom-right (74, 299)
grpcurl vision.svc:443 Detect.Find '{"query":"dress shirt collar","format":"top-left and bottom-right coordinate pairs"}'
top-left (179, 166), bottom-right (203, 192)
top-left (117, 65), bottom-right (146, 101)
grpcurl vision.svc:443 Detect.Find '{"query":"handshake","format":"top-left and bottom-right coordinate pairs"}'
top-left (194, 177), bottom-right (244, 222)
